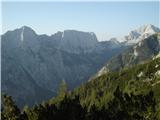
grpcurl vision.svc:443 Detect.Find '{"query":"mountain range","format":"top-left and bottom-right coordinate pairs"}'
top-left (1, 24), bottom-right (160, 107)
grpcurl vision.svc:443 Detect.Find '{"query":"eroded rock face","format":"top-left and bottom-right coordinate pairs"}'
top-left (2, 26), bottom-right (123, 107)
top-left (122, 24), bottom-right (160, 45)
top-left (59, 30), bottom-right (98, 53)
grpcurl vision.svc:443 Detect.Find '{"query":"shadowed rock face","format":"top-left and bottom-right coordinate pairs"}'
top-left (1, 26), bottom-right (123, 107)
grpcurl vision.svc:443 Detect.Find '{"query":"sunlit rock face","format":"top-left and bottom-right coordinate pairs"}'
top-left (122, 24), bottom-right (160, 45)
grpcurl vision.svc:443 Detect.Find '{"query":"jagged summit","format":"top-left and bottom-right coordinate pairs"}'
top-left (139, 24), bottom-right (160, 33)
top-left (122, 24), bottom-right (160, 45)
top-left (130, 24), bottom-right (160, 37)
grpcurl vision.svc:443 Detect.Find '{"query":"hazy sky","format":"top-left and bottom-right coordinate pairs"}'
top-left (2, 1), bottom-right (159, 41)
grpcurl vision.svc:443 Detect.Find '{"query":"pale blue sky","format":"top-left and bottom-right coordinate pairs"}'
top-left (2, 1), bottom-right (159, 41)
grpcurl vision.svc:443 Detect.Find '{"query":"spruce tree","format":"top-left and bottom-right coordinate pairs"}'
top-left (1, 94), bottom-right (22, 120)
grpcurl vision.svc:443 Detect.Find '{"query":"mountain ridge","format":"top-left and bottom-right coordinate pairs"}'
top-left (1, 26), bottom-right (124, 107)
top-left (2, 24), bottom-right (160, 107)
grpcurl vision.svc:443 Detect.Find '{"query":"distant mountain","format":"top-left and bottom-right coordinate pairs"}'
top-left (1, 26), bottom-right (124, 107)
top-left (97, 33), bottom-right (160, 76)
top-left (121, 24), bottom-right (160, 45)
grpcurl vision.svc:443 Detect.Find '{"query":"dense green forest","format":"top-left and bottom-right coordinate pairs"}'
top-left (1, 57), bottom-right (160, 120)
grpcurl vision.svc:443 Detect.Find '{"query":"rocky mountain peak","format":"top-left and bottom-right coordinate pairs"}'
top-left (135, 24), bottom-right (160, 34)
top-left (59, 30), bottom-right (98, 53)
top-left (20, 25), bottom-right (36, 35)
top-left (122, 24), bottom-right (160, 45)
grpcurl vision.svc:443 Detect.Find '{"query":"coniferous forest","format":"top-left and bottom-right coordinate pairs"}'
top-left (1, 57), bottom-right (160, 120)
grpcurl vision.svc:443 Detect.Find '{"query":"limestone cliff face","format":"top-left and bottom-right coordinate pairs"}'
top-left (59, 30), bottom-right (98, 53)
top-left (1, 26), bottom-right (123, 107)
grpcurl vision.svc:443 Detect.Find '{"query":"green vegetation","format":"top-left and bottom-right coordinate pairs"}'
top-left (1, 57), bottom-right (160, 120)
